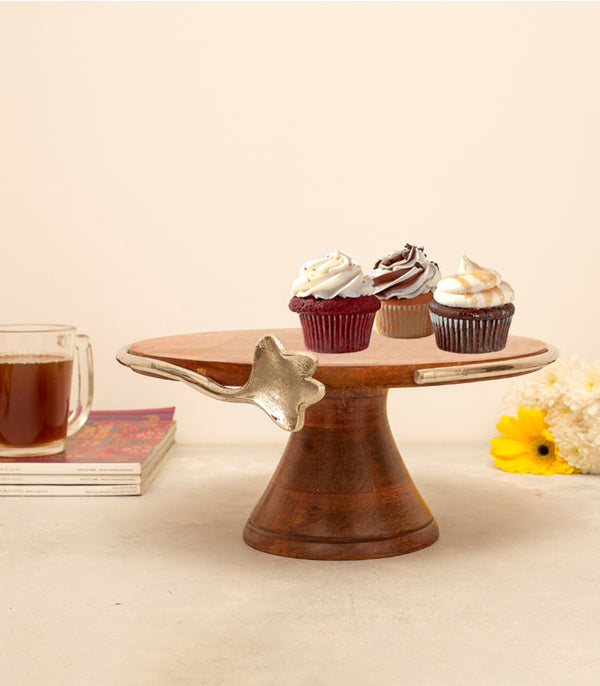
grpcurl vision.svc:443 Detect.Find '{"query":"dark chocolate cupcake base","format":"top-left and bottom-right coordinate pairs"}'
top-left (428, 300), bottom-right (515, 353)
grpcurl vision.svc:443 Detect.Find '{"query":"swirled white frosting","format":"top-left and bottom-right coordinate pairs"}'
top-left (433, 255), bottom-right (514, 308)
top-left (290, 249), bottom-right (373, 299)
top-left (371, 244), bottom-right (441, 299)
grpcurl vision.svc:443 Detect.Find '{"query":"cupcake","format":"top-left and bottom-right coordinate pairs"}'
top-left (429, 255), bottom-right (515, 353)
top-left (289, 249), bottom-right (380, 353)
top-left (371, 244), bottom-right (441, 338)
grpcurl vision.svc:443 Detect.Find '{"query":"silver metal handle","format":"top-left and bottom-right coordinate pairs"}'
top-left (413, 345), bottom-right (558, 385)
top-left (116, 335), bottom-right (325, 432)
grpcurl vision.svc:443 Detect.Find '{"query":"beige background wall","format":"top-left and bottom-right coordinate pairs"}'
top-left (1, 2), bottom-right (599, 445)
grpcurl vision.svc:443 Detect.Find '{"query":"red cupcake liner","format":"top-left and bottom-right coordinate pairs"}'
top-left (289, 295), bottom-right (380, 353)
top-left (297, 312), bottom-right (378, 353)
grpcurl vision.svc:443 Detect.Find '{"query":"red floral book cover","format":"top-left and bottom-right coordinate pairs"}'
top-left (0, 408), bottom-right (176, 474)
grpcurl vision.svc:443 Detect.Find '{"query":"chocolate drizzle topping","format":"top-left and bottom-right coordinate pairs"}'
top-left (372, 244), bottom-right (440, 298)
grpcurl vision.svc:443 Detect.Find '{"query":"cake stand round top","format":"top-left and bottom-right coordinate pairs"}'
top-left (127, 329), bottom-right (556, 389)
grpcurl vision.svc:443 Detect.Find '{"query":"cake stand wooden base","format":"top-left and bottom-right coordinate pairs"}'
top-left (243, 387), bottom-right (438, 560)
top-left (122, 328), bottom-right (556, 561)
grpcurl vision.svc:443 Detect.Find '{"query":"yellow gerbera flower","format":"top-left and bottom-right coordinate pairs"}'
top-left (490, 407), bottom-right (580, 475)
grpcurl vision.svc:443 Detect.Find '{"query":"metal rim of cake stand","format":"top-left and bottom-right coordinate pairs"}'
top-left (413, 344), bottom-right (559, 385)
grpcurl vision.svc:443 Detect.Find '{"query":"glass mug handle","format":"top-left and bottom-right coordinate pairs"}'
top-left (67, 334), bottom-right (94, 436)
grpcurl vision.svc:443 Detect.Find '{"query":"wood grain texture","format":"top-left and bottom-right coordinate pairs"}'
top-left (125, 328), bottom-right (550, 559)
top-left (128, 328), bottom-right (549, 389)
top-left (243, 388), bottom-right (439, 560)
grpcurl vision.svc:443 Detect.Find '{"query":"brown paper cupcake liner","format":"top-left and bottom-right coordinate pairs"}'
top-left (374, 299), bottom-right (434, 339)
top-left (429, 303), bottom-right (514, 353)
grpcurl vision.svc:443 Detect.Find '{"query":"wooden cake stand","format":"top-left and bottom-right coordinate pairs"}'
top-left (125, 329), bottom-right (556, 561)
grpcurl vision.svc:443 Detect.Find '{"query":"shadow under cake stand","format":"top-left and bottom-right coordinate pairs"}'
top-left (125, 329), bottom-right (556, 561)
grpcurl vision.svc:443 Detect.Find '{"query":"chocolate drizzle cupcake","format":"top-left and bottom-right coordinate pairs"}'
top-left (371, 244), bottom-right (441, 338)
top-left (429, 256), bottom-right (515, 353)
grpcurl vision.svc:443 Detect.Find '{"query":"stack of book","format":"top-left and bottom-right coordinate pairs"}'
top-left (0, 408), bottom-right (176, 496)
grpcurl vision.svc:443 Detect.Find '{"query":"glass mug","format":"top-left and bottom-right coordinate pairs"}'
top-left (0, 324), bottom-right (93, 457)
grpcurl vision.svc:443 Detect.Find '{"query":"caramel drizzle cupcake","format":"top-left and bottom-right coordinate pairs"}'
top-left (429, 255), bottom-right (515, 353)
top-left (433, 255), bottom-right (514, 308)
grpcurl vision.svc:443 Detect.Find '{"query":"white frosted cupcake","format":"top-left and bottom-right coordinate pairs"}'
top-left (288, 249), bottom-right (380, 353)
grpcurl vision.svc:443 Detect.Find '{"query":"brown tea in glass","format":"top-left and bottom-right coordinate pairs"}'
top-left (0, 354), bottom-right (74, 446)
top-left (0, 325), bottom-right (93, 457)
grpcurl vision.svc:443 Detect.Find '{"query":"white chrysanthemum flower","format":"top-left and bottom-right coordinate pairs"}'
top-left (545, 403), bottom-right (576, 428)
top-left (566, 434), bottom-right (600, 474)
top-left (582, 400), bottom-right (600, 423)
top-left (528, 365), bottom-right (568, 411)
top-left (502, 376), bottom-right (539, 415)
top-left (547, 405), bottom-right (600, 473)
top-left (586, 424), bottom-right (600, 452)
top-left (500, 355), bottom-right (600, 474)
top-left (564, 360), bottom-right (600, 415)
top-left (549, 418), bottom-right (586, 472)
top-left (502, 357), bottom-right (576, 415)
